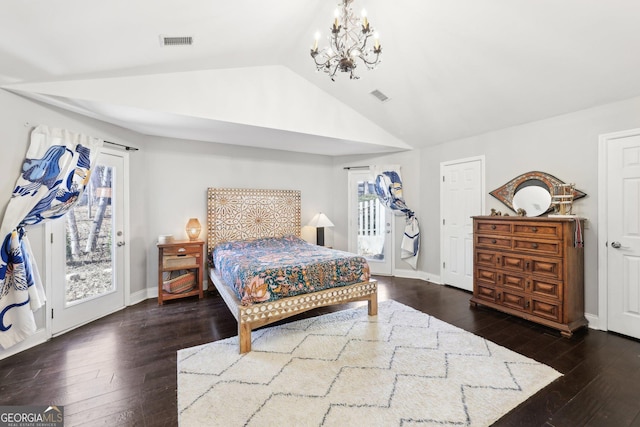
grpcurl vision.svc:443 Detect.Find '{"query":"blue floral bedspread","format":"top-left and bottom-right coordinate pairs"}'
top-left (212, 236), bottom-right (370, 304)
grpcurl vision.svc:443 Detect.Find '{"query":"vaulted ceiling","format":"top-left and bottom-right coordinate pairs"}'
top-left (2, 1), bottom-right (640, 155)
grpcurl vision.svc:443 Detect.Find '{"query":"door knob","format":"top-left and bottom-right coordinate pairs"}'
top-left (117, 241), bottom-right (125, 247)
top-left (611, 241), bottom-right (622, 249)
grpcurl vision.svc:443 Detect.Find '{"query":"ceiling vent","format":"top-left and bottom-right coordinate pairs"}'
top-left (370, 89), bottom-right (390, 103)
top-left (160, 35), bottom-right (193, 46)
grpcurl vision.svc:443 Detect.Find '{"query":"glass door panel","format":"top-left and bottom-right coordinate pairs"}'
top-left (64, 164), bottom-right (115, 305)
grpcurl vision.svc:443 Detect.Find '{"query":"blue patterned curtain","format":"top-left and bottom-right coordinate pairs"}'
top-left (373, 166), bottom-right (420, 269)
top-left (0, 125), bottom-right (102, 349)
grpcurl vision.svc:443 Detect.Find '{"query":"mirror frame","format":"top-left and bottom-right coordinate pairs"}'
top-left (489, 171), bottom-right (587, 214)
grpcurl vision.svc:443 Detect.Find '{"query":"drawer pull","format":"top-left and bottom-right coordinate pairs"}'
top-left (178, 248), bottom-right (186, 253)
top-left (532, 227), bottom-right (538, 232)
top-left (531, 243), bottom-right (539, 249)
top-left (491, 239), bottom-right (497, 244)
top-left (526, 301), bottom-right (530, 309)
top-left (491, 225), bottom-right (497, 230)
top-left (525, 261), bottom-right (530, 270)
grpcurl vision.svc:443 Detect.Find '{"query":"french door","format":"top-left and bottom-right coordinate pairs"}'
top-left (348, 170), bottom-right (393, 275)
top-left (50, 149), bottom-right (127, 335)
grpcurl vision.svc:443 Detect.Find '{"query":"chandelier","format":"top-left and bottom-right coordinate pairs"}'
top-left (310, 0), bottom-right (382, 80)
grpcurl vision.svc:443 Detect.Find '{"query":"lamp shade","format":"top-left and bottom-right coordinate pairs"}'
top-left (307, 212), bottom-right (334, 246)
top-left (186, 218), bottom-right (202, 241)
top-left (307, 212), bottom-right (334, 228)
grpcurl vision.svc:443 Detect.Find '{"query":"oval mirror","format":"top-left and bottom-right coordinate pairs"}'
top-left (512, 186), bottom-right (552, 217)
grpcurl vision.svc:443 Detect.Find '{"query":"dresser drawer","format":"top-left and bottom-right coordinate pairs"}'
top-left (530, 257), bottom-right (563, 280)
top-left (499, 253), bottom-right (526, 272)
top-left (475, 284), bottom-right (496, 303)
top-left (476, 235), bottom-right (512, 250)
top-left (513, 238), bottom-right (560, 256)
top-left (475, 250), bottom-right (498, 267)
top-left (531, 297), bottom-right (562, 322)
top-left (500, 273), bottom-right (526, 292)
top-left (476, 221), bottom-right (512, 234)
top-left (531, 279), bottom-right (562, 300)
top-left (476, 268), bottom-right (498, 285)
top-left (513, 222), bottom-right (563, 239)
top-left (499, 290), bottom-right (527, 311)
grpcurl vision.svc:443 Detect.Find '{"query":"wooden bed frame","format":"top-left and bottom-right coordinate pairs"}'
top-left (206, 188), bottom-right (378, 353)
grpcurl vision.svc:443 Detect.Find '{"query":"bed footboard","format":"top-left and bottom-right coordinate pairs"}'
top-left (210, 269), bottom-right (377, 353)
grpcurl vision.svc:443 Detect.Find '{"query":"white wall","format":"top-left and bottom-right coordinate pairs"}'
top-left (139, 136), bottom-right (335, 292)
top-left (418, 95), bottom-right (640, 316)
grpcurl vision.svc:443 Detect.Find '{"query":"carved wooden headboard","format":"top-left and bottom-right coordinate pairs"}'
top-left (206, 188), bottom-right (301, 250)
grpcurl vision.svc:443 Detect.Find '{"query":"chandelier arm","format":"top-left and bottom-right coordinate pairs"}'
top-left (310, 0), bottom-right (382, 80)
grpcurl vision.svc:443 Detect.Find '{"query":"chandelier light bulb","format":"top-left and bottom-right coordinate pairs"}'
top-left (309, 0), bottom-right (383, 81)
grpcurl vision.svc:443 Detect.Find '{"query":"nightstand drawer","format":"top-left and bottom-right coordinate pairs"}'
top-left (163, 254), bottom-right (199, 269)
top-left (162, 244), bottom-right (202, 256)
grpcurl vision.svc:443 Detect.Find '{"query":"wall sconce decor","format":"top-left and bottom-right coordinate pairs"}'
top-left (307, 212), bottom-right (334, 246)
top-left (186, 218), bottom-right (202, 241)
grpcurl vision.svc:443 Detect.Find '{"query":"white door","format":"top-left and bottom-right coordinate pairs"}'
top-left (348, 170), bottom-right (393, 275)
top-left (606, 132), bottom-right (640, 339)
top-left (50, 150), bottom-right (127, 334)
top-left (441, 157), bottom-right (484, 291)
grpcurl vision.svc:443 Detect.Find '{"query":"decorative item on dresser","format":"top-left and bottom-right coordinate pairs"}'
top-left (157, 240), bottom-right (204, 305)
top-left (470, 216), bottom-right (587, 337)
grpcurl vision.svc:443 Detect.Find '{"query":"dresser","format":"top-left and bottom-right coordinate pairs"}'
top-left (470, 216), bottom-right (587, 337)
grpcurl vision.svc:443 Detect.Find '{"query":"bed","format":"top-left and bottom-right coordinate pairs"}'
top-left (207, 188), bottom-right (378, 353)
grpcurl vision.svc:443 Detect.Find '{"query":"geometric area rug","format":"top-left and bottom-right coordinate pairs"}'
top-left (178, 300), bottom-right (561, 426)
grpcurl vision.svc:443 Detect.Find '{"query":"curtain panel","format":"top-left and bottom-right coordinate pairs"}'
top-left (373, 166), bottom-right (420, 269)
top-left (0, 125), bottom-right (102, 349)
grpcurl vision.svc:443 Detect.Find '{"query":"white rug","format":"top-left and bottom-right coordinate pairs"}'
top-left (178, 300), bottom-right (561, 426)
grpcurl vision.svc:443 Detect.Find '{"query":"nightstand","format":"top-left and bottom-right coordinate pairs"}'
top-left (157, 240), bottom-right (204, 305)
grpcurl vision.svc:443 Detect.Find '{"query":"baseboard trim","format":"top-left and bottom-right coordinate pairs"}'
top-left (129, 288), bottom-right (152, 306)
top-left (392, 269), bottom-right (443, 285)
top-left (0, 329), bottom-right (48, 361)
top-left (393, 268), bottom-right (426, 281)
top-left (585, 312), bottom-right (601, 330)
top-left (422, 271), bottom-right (442, 285)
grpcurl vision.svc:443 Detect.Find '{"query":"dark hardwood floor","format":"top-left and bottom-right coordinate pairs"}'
top-left (1, 276), bottom-right (639, 426)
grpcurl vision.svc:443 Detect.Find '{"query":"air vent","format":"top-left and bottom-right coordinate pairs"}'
top-left (160, 35), bottom-right (193, 46)
top-left (370, 89), bottom-right (390, 103)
